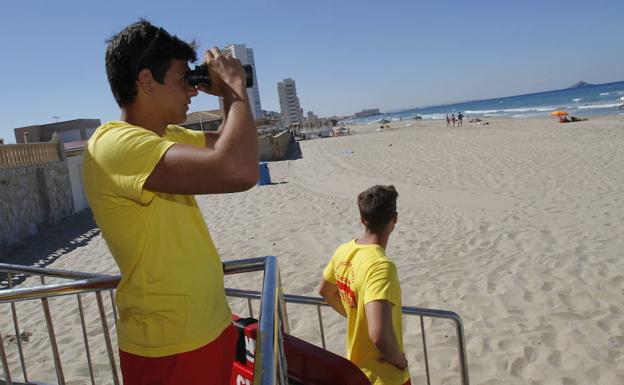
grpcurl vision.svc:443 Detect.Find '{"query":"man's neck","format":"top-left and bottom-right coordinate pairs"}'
top-left (357, 230), bottom-right (391, 250)
top-left (121, 108), bottom-right (167, 136)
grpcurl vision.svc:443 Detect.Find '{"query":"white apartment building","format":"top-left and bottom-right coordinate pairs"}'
top-left (219, 44), bottom-right (262, 119)
top-left (277, 78), bottom-right (304, 126)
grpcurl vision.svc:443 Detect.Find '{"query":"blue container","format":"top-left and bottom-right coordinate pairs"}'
top-left (258, 162), bottom-right (272, 186)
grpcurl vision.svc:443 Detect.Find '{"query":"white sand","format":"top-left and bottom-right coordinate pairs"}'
top-left (2, 116), bottom-right (623, 385)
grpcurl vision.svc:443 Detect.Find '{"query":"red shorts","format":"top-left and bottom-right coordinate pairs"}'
top-left (120, 324), bottom-right (238, 385)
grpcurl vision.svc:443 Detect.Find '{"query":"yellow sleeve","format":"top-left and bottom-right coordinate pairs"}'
top-left (166, 125), bottom-right (207, 146)
top-left (322, 255), bottom-right (337, 283)
top-left (362, 261), bottom-right (400, 305)
top-left (94, 125), bottom-right (174, 204)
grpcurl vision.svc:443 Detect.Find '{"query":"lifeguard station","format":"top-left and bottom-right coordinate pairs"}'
top-left (0, 257), bottom-right (469, 385)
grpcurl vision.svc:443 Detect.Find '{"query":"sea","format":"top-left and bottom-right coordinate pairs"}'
top-left (346, 80), bottom-right (624, 124)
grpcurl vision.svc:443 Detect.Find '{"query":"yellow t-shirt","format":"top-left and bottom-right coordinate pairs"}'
top-left (83, 121), bottom-right (232, 357)
top-left (323, 240), bottom-right (410, 385)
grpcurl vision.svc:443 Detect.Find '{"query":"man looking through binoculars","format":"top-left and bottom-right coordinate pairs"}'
top-left (83, 19), bottom-right (258, 385)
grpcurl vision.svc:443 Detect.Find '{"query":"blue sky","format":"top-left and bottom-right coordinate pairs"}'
top-left (0, 0), bottom-right (622, 142)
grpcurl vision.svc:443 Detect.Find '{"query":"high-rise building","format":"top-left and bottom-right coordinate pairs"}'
top-left (277, 78), bottom-right (304, 126)
top-left (219, 44), bottom-right (262, 119)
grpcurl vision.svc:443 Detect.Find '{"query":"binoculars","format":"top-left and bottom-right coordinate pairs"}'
top-left (186, 64), bottom-right (254, 89)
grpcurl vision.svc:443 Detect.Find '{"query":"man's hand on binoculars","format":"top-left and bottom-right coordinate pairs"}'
top-left (203, 47), bottom-right (246, 99)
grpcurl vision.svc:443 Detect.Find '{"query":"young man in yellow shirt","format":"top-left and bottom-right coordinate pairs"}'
top-left (319, 185), bottom-right (411, 385)
top-left (83, 20), bottom-right (258, 385)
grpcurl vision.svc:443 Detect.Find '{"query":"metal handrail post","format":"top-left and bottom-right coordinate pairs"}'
top-left (8, 273), bottom-right (28, 382)
top-left (420, 316), bottom-right (431, 385)
top-left (0, 332), bottom-right (11, 385)
top-left (455, 317), bottom-right (470, 385)
top-left (254, 256), bottom-right (279, 385)
top-left (40, 277), bottom-right (65, 385)
top-left (77, 294), bottom-right (96, 385)
top-left (96, 292), bottom-right (120, 385)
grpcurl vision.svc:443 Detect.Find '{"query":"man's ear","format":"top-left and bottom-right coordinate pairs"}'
top-left (137, 68), bottom-right (154, 95)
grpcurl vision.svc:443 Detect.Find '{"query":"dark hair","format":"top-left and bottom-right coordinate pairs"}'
top-left (105, 19), bottom-right (197, 107)
top-left (357, 185), bottom-right (398, 232)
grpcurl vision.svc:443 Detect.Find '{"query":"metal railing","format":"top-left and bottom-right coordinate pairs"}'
top-left (226, 290), bottom-right (470, 385)
top-left (1, 261), bottom-right (470, 385)
top-left (0, 257), bottom-right (287, 385)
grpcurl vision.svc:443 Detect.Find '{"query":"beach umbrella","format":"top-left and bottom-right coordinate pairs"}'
top-left (550, 110), bottom-right (568, 116)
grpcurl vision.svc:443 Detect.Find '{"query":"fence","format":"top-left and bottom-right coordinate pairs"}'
top-left (0, 143), bottom-right (61, 169)
top-left (0, 258), bottom-right (288, 385)
top-left (0, 260), bottom-right (469, 385)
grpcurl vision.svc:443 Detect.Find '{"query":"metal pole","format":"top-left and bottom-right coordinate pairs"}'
top-left (77, 294), bottom-right (96, 385)
top-left (96, 292), bottom-right (120, 385)
top-left (253, 256), bottom-right (279, 385)
top-left (247, 298), bottom-right (254, 318)
top-left (8, 274), bottom-right (28, 382)
top-left (40, 276), bottom-right (65, 385)
top-left (420, 316), bottom-right (431, 385)
top-left (317, 305), bottom-right (326, 349)
top-left (0, 331), bottom-right (12, 385)
top-left (109, 289), bottom-right (118, 330)
top-left (455, 319), bottom-right (470, 385)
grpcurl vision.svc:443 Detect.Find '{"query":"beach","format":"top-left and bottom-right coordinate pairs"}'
top-left (2, 116), bottom-right (624, 385)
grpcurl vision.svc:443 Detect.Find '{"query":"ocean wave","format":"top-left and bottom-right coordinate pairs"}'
top-left (465, 109), bottom-right (500, 114)
top-left (466, 106), bottom-right (557, 114)
top-left (572, 98), bottom-right (582, 102)
top-left (421, 113), bottom-right (445, 120)
top-left (501, 108), bottom-right (535, 112)
top-left (600, 92), bottom-right (610, 96)
top-left (577, 103), bottom-right (621, 110)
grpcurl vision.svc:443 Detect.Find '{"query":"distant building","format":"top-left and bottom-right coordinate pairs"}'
top-left (278, 78), bottom-right (304, 126)
top-left (307, 111), bottom-right (319, 125)
top-left (354, 108), bottom-right (381, 118)
top-left (13, 119), bottom-right (101, 144)
top-left (262, 110), bottom-right (282, 120)
top-left (218, 44), bottom-right (262, 119)
top-left (180, 110), bottom-right (224, 132)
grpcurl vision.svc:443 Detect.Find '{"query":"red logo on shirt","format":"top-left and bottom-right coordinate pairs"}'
top-left (336, 261), bottom-right (356, 308)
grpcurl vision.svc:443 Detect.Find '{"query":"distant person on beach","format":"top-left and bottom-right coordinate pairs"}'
top-left (83, 20), bottom-right (257, 385)
top-left (458, 112), bottom-right (464, 127)
top-left (319, 185), bottom-right (411, 385)
top-left (451, 113), bottom-right (456, 127)
top-left (446, 114), bottom-right (451, 127)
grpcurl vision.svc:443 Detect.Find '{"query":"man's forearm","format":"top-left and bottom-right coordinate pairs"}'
top-left (375, 330), bottom-right (406, 369)
top-left (324, 292), bottom-right (347, 317)
top-left (215, 86), bottom-right (257, 168)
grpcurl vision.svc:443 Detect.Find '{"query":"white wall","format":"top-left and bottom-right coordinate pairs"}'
top-left (67, 155), bottom-right (89, 212)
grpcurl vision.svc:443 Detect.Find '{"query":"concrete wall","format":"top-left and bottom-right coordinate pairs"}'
top-left (0, 161), bottom-right (74, 254)
top-left (258, 130), bottom-right (291, 161)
